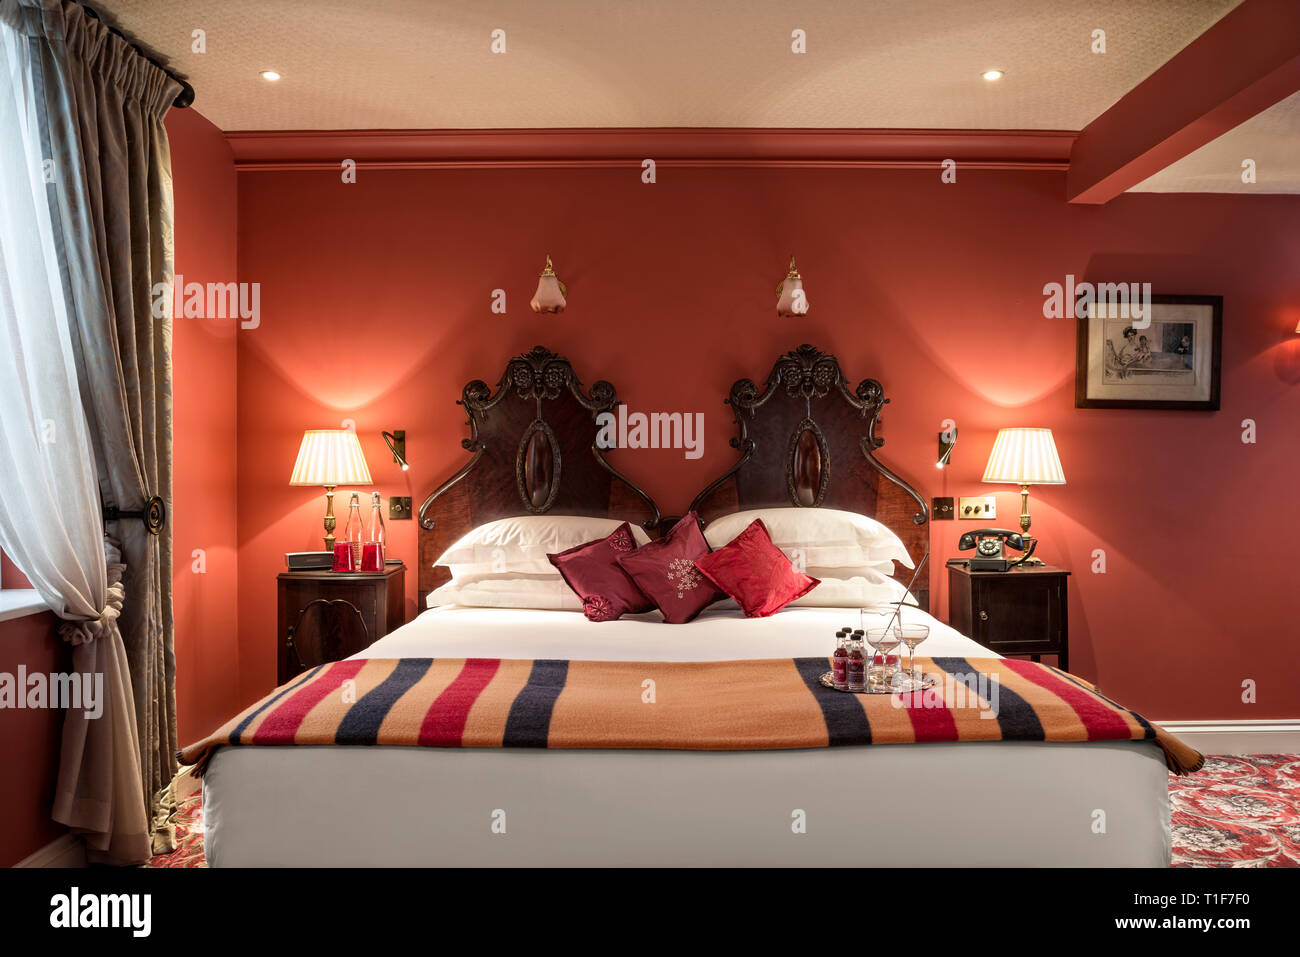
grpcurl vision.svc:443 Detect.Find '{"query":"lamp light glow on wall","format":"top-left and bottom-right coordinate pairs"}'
top-left (290, 430), bottom-right (373, 550)
top-left (776, 255), bottom-right (809, 316)
top-left (982, 428), bottom-right (1065, 550)
top-left (529, 254), bottom-right (567, 313)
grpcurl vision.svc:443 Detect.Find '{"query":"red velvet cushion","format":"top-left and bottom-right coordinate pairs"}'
top-left (693, 518), bottom-right (820, 618)
top-left (615, 512), bottom-right (725, 624)
top-left (548, 522), bottom-right (654, 621)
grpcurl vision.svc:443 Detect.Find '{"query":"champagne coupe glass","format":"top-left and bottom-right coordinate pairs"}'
top-left (891, 623), bottom-right (931, 691)
top-left (864, 627), bottom-right (902, 691)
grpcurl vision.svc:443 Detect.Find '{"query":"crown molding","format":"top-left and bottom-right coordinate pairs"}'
top-left (224, 127), bottom-right (1076, 171)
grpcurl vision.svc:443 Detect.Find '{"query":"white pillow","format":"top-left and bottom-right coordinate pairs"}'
top-left (426, 573), bottom-right (584, 611)
top-left (703, 507), bottom-right (913, 571)
top-left (787, 572), bottom-right (914, 609)
top-left (710, 573), bottom-right (913, 612)
top-left (434, 515), bottom-right (652, 576)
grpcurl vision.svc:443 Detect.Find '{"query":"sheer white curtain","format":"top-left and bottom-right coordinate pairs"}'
top-left (0, 3), bottom-right (150, 863)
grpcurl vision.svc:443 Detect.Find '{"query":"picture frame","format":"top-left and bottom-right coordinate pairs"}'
top-left (1075, 293), bottom-right (1222, 410)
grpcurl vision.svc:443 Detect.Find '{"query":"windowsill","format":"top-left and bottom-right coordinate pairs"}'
top-left (0, 590), bottom-right (48, 624)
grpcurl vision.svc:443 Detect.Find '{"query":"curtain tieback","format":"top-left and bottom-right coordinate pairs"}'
top-left (60, 563), bottom-right (126, 646)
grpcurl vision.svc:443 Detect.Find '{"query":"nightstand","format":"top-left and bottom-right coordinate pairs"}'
top-left (277, 564), bottom-right (406, 684)
top-left (947, 562), bottom-right (1070, 671)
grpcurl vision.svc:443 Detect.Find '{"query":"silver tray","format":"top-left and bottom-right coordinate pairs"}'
top-left (819, 671), bottom-right (936, 695)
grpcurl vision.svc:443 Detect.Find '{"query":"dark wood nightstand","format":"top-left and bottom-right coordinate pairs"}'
top-left (947, 562), bottom-right (1070, 671)
top-left (277, 564), bottom-right (406, 684)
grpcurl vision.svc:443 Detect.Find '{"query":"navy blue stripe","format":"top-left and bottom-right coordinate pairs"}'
top-left (793, 657), bottom-right (871, 746)
top-left (230, 667), bottom-right (322, 745)
top-left (1048, 666), bottom-right (1156, 739)
top-left (502, 660), bottom-right (569, 747)
top-left (335, 659), bottom-right (433, 745)
top-left (929, 657), bottom-right (1045, 741)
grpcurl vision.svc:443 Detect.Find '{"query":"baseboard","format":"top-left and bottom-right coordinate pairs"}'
top-left (14, 833), bottom-right (85, 868)
top-left (1156, 719), bottom-right (1300, 756)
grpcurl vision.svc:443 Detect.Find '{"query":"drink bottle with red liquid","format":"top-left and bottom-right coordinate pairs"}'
top-left (832, 628), bottom-right (850, 690)
top-left (361, 491), bottom-right (386, 572)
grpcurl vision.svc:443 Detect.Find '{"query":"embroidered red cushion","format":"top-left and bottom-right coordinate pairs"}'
top-left (548, 522), bottom-right (654, 621)
top-left (693, 518), bottom-right (819, 618)
top-left (615, 512), bottom-right (725, 624)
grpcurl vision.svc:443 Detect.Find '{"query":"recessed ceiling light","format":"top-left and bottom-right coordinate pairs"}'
top-left (260, 70), bottom-right (281, 81)
top-left (982, 70), bottom-right (1003, 81)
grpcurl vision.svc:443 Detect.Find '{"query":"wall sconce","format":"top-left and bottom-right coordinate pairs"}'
top-left (529, 254), bottom-right (567, 313)
top-left (382, 430), bottom-right (409, 471)
top-left (937, 427), bottom-right (957, 469)
top-left (776, 255), bottom-right (809, 316)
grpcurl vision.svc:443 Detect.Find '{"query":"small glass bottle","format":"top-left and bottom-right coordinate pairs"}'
top-left (846, 631), bottom-right (866, 692)
top-left (361, 491), bottom-right (386, 572)
top-left (832, 628), bottom-right (850, 690)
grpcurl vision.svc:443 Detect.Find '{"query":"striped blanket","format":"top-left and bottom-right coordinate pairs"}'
top-left (179, 656), bottom-right (1204, 775)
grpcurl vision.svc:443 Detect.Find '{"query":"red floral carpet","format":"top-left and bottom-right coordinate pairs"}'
top-left (147, 754), bottom-right (1300, 868)
top-left (1170, 754), bottom-right (1300, 867)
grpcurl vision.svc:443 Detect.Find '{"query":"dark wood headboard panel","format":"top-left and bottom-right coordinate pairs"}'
top-left (417, 346), bottom-right (661, 606)
top-left (689, 344), bottom-right (931, 610)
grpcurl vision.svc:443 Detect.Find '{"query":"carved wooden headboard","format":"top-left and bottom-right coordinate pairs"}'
top-left (417, 346), bottom-right (662, 606)
top-left (689, 344), bottom-right (932, 610)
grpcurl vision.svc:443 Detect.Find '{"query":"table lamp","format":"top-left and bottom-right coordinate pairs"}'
top-left (981, 428), bottom-right (1065, 555)
top-left (289, 430), bottom-right (373, 550)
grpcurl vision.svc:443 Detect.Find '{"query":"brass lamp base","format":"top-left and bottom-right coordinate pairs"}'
top-left (1018, 484), bottom-right (1044, 564)
top-left (322, 484), bottom-right (337, 551)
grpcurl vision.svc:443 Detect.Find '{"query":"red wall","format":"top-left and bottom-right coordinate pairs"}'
top-left (0, 612), bottom-right (70, 866)
top-left (220, 161), bottom-right (1299, 722)
top-left (167, 109), bottom-right (242, 742)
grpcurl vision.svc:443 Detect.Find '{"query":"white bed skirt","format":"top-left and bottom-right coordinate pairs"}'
top-left (203, 738), bottom-right (1171, 867)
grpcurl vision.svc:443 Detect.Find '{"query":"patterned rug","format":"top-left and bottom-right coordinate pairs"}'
top-left (146, 754), bottom-right (1300, 868)
top-left (1170, 754), bottom-right (1300, 867)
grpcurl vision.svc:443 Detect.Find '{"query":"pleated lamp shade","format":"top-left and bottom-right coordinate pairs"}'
top-left (289, 430), bottom-right (373, 487)
top-left (982, 428), bottom-right (1065, 486)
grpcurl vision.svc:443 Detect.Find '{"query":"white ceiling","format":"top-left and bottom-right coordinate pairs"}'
top-left (92, 0), bottom-right (1298, 193)
top-left (1129, 91), bottom-right (1300, 194)
top-left (97, 0), bottom-right (1240, 130)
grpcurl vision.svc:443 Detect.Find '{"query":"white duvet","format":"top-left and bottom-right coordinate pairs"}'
top-left (209, 602), bottom-right (1172, 867)
top-left (356, 603), bottom-right (994, 662)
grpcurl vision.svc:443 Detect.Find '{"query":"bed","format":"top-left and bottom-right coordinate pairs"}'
top-left (199, 345), bottom-right (1176, 867)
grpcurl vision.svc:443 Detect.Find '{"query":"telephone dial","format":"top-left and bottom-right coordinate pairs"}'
top-left (955, 528), bottom-right (1035, 572)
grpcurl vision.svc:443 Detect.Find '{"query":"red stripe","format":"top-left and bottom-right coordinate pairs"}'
top-left (252, 660), bottom-right (367, 744)
top-left (895, 689), bottom-right (960, 741)
top-left (418, 659), bottom-right (501, 747)
top-left (1000, 659), bottom-right (1133, 740)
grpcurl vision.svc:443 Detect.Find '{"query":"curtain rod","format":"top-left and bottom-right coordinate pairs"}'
top-left (80, 3), bottom-right (194, 109)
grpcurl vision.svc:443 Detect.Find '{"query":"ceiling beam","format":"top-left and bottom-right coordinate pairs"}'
top-left (224, 128), bottom-right (1074, 172)
top-left (1067, 0), bottom-right (1300, 205)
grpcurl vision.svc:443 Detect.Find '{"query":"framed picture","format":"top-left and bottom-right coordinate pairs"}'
top-left (1075, 294), bottom-right (1222, 410)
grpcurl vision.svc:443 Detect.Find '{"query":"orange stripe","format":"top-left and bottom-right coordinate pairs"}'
top-left (547, 659), bottom-right (830, 749)
top-left (461, 659), bottom-right (534, 747)
top-left (374, 659), bottom-right (464, 745)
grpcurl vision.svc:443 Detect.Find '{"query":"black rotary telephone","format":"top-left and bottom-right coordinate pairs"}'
top-left (955, 528), bottom-right (1035, 572)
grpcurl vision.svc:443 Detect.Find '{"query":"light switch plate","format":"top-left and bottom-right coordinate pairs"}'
top-left (958, 495), bottom-right (996, 520)
top-left (388, 496), bottom-right (412, 520)
top-left (931, 496), bottom-right (955, 521)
